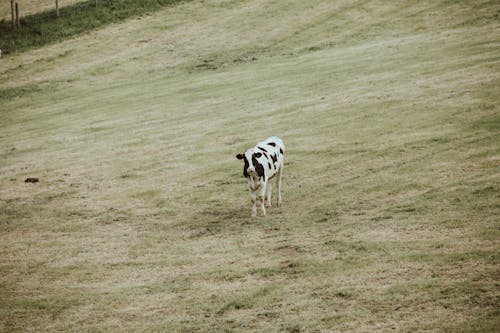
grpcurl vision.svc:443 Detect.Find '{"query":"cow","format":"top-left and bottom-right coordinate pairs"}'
top-left (236, 136), bottom-right (285, 217)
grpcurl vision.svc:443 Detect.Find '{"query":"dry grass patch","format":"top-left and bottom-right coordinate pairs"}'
top-left (1, 0), bottom-right (499, 332)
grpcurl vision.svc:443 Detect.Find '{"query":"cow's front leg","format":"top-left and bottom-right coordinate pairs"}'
top-left (258, 180), bottom-right (267, 216)
top-left (249, 189), bottom-right (257, 217)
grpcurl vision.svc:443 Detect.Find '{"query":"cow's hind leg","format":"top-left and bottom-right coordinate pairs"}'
top-left (277, 163), bottom-right (283, 207)
top-left (266, 182), bottom-right (272, 208)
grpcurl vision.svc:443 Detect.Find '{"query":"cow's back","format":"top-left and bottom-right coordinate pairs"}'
top-left (264, 136), bottom-right (284, 152)
top-left (254, 136), bottom-right (284, 179)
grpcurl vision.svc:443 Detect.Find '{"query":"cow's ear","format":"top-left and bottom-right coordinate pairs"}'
top-left (236, 154), bottom-right (244, 160)
top-left (254, 152), bottom-right (262, 158)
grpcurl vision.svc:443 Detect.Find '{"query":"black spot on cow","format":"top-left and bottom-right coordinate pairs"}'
top-left (258, 146), bottom-right (268, 153)
top-left (258, 166), bottom-right (265, 181)
top-left (267, 142), bottom-right (276, 147)
top-left (280, 148), bottom-right (284, 154)
top-left (268, 162), bottom-right (272, 169)
top-left (252, 154), bottom-right (265, 181)
top-left (271, 153), bottom-right (278, 164)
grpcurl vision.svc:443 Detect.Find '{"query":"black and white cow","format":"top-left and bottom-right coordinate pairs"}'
top-left (236, 136), bottom-right (285, 217)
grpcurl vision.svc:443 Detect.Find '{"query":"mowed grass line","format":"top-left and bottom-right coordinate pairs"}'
top-left (1, 0), bottom-right (499, 332)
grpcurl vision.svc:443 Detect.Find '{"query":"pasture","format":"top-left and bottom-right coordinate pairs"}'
top-left (1, 0), bottom-right (499, 331)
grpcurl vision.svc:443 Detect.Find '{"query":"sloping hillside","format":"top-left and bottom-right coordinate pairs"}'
top-left (1, 0), bottom-right (499, 332)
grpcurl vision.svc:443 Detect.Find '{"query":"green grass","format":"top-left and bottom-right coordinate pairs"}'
top-left (0, 0), bottom-right (188, 55)
top-left (1, 0), bottom-right (499, 332)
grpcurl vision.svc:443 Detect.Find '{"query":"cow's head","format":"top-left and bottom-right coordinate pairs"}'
top-left (236, 149), bottom-right (263, 178)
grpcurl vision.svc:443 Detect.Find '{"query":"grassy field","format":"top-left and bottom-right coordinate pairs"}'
top-left (0, 0), bottom-right (85, 21)
top-left (1, 0), bottom-right (499, 332)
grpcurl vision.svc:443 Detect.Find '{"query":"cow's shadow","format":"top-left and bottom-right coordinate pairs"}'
top-left (185, 204), bottom-right (271, 238)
